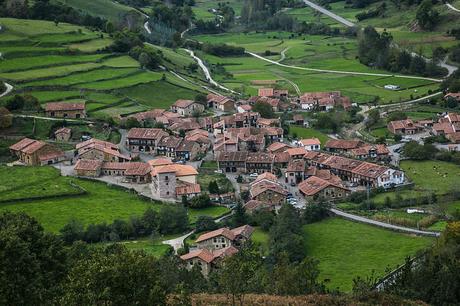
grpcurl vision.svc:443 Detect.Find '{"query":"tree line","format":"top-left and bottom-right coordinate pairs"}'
top-left (358, 26), bottom-right (447, 77)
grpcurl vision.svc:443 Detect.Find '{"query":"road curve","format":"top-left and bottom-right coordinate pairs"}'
top-left (302, 0), bottom-right (355, 27)
top-left (183, 48), bottom-right (239, 94)
top-left (0, 25), bottom-right (14, 98)
top-left (446, 3), bottom-right (460, 12)
top-left (247, 51), bottom-right (443, 82)
top-left (330, 208), bottom-right (441, 237)
top-left (0, 82), bottom-right (13, 98)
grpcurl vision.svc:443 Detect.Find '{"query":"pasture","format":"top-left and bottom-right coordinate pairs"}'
top-left (0, 18), bottom-right (209, 118)
top-left (0, 166), bottom-right (231, 233)
top-left (192, 32), bottom-right (440, 103)
top-left (288, 126), bottom-right (330, 145)
top-left (303, 217), bottom-right (434, 291)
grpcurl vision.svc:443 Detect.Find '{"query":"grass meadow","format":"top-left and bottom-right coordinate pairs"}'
top-left (0, 18), bottom-right (208, 119)
top-left (303, 217), bottom-right (434, 291)
top-left (192, 31), bottom-right (440, 103)
top-left (0, 166), bottom-right (229, 232)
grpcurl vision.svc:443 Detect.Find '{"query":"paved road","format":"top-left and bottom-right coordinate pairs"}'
top-left (0, 25), bottom-right (14, 98)
top-left (0, 82), bottom-right (13, 98)
top-left (183, 48), bottom-right (239, 94)
top-left (302, 0), bottom-right (355, 27)
top-left (13, 114), bottom-right (94, 123)
top-left (162, 230), bottom-right (195, 252)
top-left (277, 47), bottom-right (289, 62)
top-left (446, 3), bottom-right (460, 12)
top-left (246, 51), bottom-right (443, 82)
top-left (330, 208), bottom-right (441, 237)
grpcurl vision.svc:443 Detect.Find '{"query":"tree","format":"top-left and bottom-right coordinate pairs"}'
top-left (195, 215), bottom-right (217, 233)
top-left (60, 218), bottom-right (84, 245)
top-left (105, 21), bottom-right (115, 34)
top-left (217, 245), bottom-right (262, 305)
top-left (416, 0), bottom-right (440, 31)
top-left (269, 204), bottom-right (305, 262)
top-left (208, 180), bottom-right (220, 194)
top-left (138, 52), bottom-right (151, 69)
top-left (157, 205), bottom-right (189, 234)
top-left (0, 212), bottom-right (67, 305)
top-left (189, 194), bottom-right (211, 209)
top-left (126, 117), bottom-right (141, 128)
top-left (252, 101), bottom-right (275, 118)
top-left (194, 93), bottom-right (207, 106)
top-left (60, 244), bottom-right (168, 305)
top-left (230, 202), bottom-right (248, 227)
top-left (5, 95), bottom-right (25, 111)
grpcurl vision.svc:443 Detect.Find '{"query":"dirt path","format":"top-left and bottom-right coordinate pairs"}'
top-left (302, 0), bottom-right (355, 27)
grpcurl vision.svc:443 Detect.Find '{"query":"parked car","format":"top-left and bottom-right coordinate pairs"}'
top-left (214, 169), bottom-right (223, 174)
top-left (249, 173), bottom-right (258, 178)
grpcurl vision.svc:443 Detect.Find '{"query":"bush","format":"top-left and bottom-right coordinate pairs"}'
top-left (189, 194), bottom-right (212, 209)
top-left (195, 215), bottom-right (217, 233)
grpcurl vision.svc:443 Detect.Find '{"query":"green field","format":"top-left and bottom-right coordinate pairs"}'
top-left (118, 238), bottom-right (172, 257)
top-left (192, 32), bottom-right (440, 103)
top-left (400, 160), bottom-right (460, 194)
top-left (55, 0), bottom-right (134, 22)
top-left (303, 218), bottom-right (434, 291)
top-left (0, 18), bottom-right (214, 118)
top-left (0, 166), bottom-right (230, 232)
top-left (288, 126), bottom-right (330, 145)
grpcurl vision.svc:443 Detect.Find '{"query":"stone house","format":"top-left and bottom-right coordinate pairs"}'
top-left (175, 140), bottom-right (201, 161)
top-left (126, 128), bottom-right (169, 154)
top-left (207, 94), bottom-right (235, 112)
top-left (298, 175), bottom-right (350, 202)
top-left (195, 225), bottom-right (254, 251)
top-left (180, 246), bottom-right (238, 277)
top-left (45, 102), bottom-right (86, 119)
top-left (246, 152), bottom-right (274, 174)
top-left (77, 138), bottom-right (130, 162)
top-left (54, 127), bottom-right (72, 142)
top-left (324, 139), bottom-right (363, 154)
top-left (170, 99), bottom-right (205, 117)
top-left (217, 151), bottom-right (248, 173)
top-left (9, 138), bottom-right (65, 166)
top-left (250, 173), bottom-right (287, 205)
top-left (74, 159), bottom-right (103, 177)
top-left (156, 136), bottom-right (182, 159)
top-left (150, 163), bottom-right (199, 199)
top-left (387, 119), bottom-right (424, 135)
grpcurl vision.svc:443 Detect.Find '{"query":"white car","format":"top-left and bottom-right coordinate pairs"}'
top-left (249, 173), bottom-right (259, 178)
top-left (214, 169), bottom-right (223, 174)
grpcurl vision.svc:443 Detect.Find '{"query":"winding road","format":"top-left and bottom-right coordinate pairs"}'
top-left (246, 51), bottom-right (444, 82)
top-left (446, 3), bottom-right (460, 12)
top-left (330, 208), bottom-right (441, 237)
top-left (0, 25), bottom-right (14, 98)
top-left (183, 48), bottom-right (239, 94)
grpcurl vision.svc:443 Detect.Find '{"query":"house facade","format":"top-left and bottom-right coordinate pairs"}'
top-left (9, 138), bottom-right (65, 166)
top-left (45, 102), bottom-right (86, 119)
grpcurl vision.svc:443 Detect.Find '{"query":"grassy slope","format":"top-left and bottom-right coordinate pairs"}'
top-left (53, 0), bottom-right (133, 22)
top-left (288, 126), bottom-right (330, 145)
top-left (303, 218), bottom-right (434, 292)
top-left (0, 166), bottom-right (230, 232)
top-left (0, 18), bottom-right (207, 117)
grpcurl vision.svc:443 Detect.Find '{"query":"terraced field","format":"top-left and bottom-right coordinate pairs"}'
top-left (0, 18), bottom-right (207, 120)
top-left (192, 31), bottom-right (440, 103)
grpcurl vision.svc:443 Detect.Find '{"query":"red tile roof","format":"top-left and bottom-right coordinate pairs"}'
top-left (9, 138), bottom-right (37, 151)
top-left (195, 227), bottom-right (236, 243)
top-left (300, 138), bottom-right (321, 146)
top-left (74, 159), bottom-right (103, 171)
top-left (45, 102), bottom-right (85, 112)
top-left (173, 99), bottom-right (195, 108)
top-left (298, 175), bottom-right (348, 196)
top-left (127, 128), bottom-right (168, 140)
top-left (325, 139), bottom-right (362, 150)
top-left (55, 127), bottom-right (71, 135)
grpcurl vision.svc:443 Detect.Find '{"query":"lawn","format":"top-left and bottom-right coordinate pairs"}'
top-left (0, 17), bottom-right (88, 35)
top-left (118, 238), bottom-right (172, 257)
top-left (57, 0), bottom-right (134, 22)
top-left (78, 71), bottom-right (163, 90)
top-left (197, 171), bottom-right (234, 194)
top-left (288, 126), bottom-right (330, 145)
top-left (188, 206), bottom-right (230, 224)
top-left (0, 62), bottom-right (102, 81)
top-left (400, 160), bottom-right (460, 194)
top-left (0, 166), bottom-right (82, 202)
top-left (68, 38), bottom-right (113, 52)
top-left (303, 218), bottom-right (434, 292)
top-left (251, 227), bottom-right (269, 255)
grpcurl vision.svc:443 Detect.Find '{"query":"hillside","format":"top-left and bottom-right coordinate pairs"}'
top-left (0, 18), bottom-right (209, 120)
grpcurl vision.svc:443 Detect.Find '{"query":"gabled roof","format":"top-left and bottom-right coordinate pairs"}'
top-left (286, 147), bottom-right (307, 156)
top-left (325, 139), bottom-right (362, 150)
top-left (267, 142), bottom-right (290, 153)
top-left (250, 181), bottom-right (287, 198)
top-left (173, 99), bottom-right (195, 108)
top-left (300, 138), bottom-right (321, 146)
top-left (151, 164), bottom-right (198, 177)
top-left (176, 182), bottom-right (201, 195)
top-left (298, 175), bottom-right (348, 196)
top-left (180, 246), bottom-right (239, 263)
top-left (147, 158), bottom-right (173, 167)
top-left (55, 127), bottom-right (71, 135)
top-left (195, 227), bottom-right (236, 243)
top-left (45, 102), bottom-right (85, 112)
top-left (126, 128), bottom-right (168, 140)
top-left (74, 159), bottom-right (103, 171)
top-left (253, 172), bottom-right (277, 184)
top-left (9, 138), bottom-right (37, 151)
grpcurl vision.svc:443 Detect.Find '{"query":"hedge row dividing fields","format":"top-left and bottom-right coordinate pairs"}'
top-left (0, 18), bottom-right (207, 120)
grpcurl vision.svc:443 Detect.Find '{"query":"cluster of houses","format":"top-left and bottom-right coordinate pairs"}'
top-left (72, 139), bottom-right (202, 200)
top-left (388, 111), bottom-right (460, 144)
top-left (180, 225), bottom-right (254, 276)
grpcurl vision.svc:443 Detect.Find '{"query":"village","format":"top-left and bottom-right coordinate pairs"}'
top-left (5, 86), bottom-right (460, 275)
